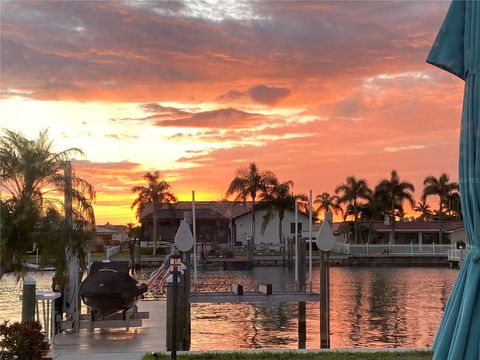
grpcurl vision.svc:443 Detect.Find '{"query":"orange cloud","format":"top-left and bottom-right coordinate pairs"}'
top-left (1, 1), bottom-right (461, 225)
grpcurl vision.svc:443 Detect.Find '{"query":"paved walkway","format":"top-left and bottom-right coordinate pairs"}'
top-left (52, 300), bottom-right (166, 360)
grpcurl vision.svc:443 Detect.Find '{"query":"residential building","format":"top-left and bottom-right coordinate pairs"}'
top-left (139, 201), bottom-right (310, 248)
top-left (92, 224), bottom-right (129, 251)
top-left (334, 220), bottom-right (466, 246)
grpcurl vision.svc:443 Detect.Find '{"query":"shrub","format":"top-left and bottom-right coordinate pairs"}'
top-left (0, 320), bottom-right (50, 360)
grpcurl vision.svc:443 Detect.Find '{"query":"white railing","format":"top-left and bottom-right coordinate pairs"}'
top-left (334, 243), bottom-right (455, 256)
top-left (105, 245), bottom-right (121, 259)
top-left (447, 249), bottom-right (468, 261)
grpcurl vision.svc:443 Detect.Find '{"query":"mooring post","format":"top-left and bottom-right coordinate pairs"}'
top-left (316, 219), bottom-right (334, 349)
top-left (182, 249), bottom-right (191, 350)
top-left (22, 274), bottom-right (36, 322)
top-left (171, 264), bottom-right (178, 360)
top-left (166, 254), bottom-right (184, 357)
top-left (297, 237), bottom-right (306, 348)
top-left (320, 250), bottom-right (330, 348)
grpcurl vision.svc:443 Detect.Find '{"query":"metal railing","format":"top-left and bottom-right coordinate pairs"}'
top-left (333, 243), bottom-right (455, 256)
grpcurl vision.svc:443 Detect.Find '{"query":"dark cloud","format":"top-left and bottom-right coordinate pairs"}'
top-left (247, 85), bottom-right (290, 104)
top-left (217, 90), bottom-right (247, 102)
top-left (218, 85), bottom-right (290, 104)
top-left (0, 1), bottom-right (449, 102)
top-left (139, 103), bottom-right (190, 115)
top-left (154, 107), bottom-right (276, 128)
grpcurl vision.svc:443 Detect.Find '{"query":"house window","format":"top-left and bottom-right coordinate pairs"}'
top-left (290, 222), bottom-right (303, 234)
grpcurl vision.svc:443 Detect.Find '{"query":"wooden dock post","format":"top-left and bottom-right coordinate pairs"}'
top-left (316, 220), bottom-right (335, 349)
top-left (320, 251), bottom-right (330, 348)
top-left (182, 249), bottom-right (191, 350)
top-left (22, 275), bottom-right (36, 322)
top-left (297, 237), bottom-right (306, 349)
top-left (166, 258), bottom-right (187, 353)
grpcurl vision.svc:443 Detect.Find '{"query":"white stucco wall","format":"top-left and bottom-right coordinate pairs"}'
top-left (234, 209), bottom-right (310, 245)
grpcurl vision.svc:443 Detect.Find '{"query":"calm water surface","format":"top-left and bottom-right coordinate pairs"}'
top-left (0, 266), bottom-right (457, 350)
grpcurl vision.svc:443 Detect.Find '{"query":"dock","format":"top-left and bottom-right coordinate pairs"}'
top-left (52, 301), bottom-right (166, 359)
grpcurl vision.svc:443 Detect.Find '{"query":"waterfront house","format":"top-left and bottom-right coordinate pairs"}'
top-left (334, 220), bottom-right (466, 247)
top-left (92, 224), bottom-right (129, 251)
top-left (233, 208), bottom-right (310, 248)
top-left (139, 201), bottom-right (250, 248)
top-left (139, 201), bottom-right (310, 249)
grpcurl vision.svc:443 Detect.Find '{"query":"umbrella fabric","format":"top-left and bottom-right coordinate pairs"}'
top-left (427, 1), bottom-right (480, 359)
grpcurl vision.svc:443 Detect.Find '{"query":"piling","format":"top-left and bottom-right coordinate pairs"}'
top-left (22, 274), bottom-right (36, 322)
top-left (297, 237), bottom-right (306, 349)
top-left (320, 251), bottom-right (330, 348)
top-left (166, 254), bottom-right (191, 352)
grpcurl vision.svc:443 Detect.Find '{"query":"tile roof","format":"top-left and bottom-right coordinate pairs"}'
top-left (140, 201), bottom-right (252, 220)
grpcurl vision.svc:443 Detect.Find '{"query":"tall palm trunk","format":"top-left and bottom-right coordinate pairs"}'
top-left (152, 209), bottom-right (158, 256)
top-left (353, 204), bottom-right (359, 243)
top-left (438, 203), bottom-right (444, 244)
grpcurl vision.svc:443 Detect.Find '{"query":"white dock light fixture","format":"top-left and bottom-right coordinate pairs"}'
top-left (316, 220), bottom-right (335, 252)
top-left (174, 220), bottom-right (194, 252)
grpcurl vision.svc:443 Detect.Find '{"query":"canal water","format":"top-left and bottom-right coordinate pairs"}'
top-left (0, 266), bottom-right (457, 350)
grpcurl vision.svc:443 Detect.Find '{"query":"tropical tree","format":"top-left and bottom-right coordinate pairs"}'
top-left (413, 200), bottom-right (433, 221)
top-left (335, 176), bottom-right (370, 243)
top-left (225, 163), bottom-right (277, 260)
top-left (445, 191), bottom-right (462, 220)
top-left (131, 172), bottom-right (176, 255)
top-left (422, 173), bottom-right (459, 242)
top-left (358, 189), bottom-right (384, 243)
top-left (314, 192), bottom-right (342, 221)
top-left (259, 180), bottom-right (308, 266)
top-left (0, 129), bottom-right (95, 285)
top-left (375, 170), bottom-right (415, 244)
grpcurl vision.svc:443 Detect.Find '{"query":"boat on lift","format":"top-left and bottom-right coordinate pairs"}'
top-left (79, 261), bottom-right (148, 318)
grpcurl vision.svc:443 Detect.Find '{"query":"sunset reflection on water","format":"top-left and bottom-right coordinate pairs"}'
top-left (191, 266), bottom-right (455, 350)
top-left (0, 266), bottom-right (456, 350)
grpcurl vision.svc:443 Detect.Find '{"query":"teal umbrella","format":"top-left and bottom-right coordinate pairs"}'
top-left (427, 1), bottom-right (480, 359)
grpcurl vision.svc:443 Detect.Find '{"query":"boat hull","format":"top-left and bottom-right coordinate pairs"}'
top-left (79, 261), bottom-right (148, 318)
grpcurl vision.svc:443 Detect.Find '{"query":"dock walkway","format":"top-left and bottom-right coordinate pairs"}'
top-left (52, 300), bottom-right (166, 359)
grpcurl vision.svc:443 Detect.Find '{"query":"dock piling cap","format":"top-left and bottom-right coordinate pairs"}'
top-left (24, 274), bottom-right (36, 285)
top-left (316, 221), bottom-right (336, 252)
top-left (175, 220), bottom-right (194, 252)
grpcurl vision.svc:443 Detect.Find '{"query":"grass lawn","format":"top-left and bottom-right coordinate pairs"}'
top-left (143, 351), bottom-right (432, 360)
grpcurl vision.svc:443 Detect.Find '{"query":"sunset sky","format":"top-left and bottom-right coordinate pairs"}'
top-left (0, 1), bottom-right (462, 224)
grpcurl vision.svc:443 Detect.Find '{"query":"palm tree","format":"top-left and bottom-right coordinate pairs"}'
top-left (445, 191), bottom-right (462, 220)
top-left (314, 192), bottom-right (342, 221)
top-left (225, 163), bottom-right (277, 261)
top-left (413, 200), bottom-right (433, 221)
top-left (358, 189), bottom-right (384, 243)
top-left (375, 170), bottom-right (415, 244)
top-left (422, 173), bottom-right (459, 243)
top-left (0, 129), bottom-right (95, 284)
top-left (335, 176), bottom-right (370, 243)
top-left (259, 180), bottom-right (308, 266)
top-left (131, 172), bottom-right (176, 255)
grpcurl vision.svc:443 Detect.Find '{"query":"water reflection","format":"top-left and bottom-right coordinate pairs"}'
top-left (0, 266), bottom-right (457, 350)
top-left (191, 266), bottom-right (457, 350)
